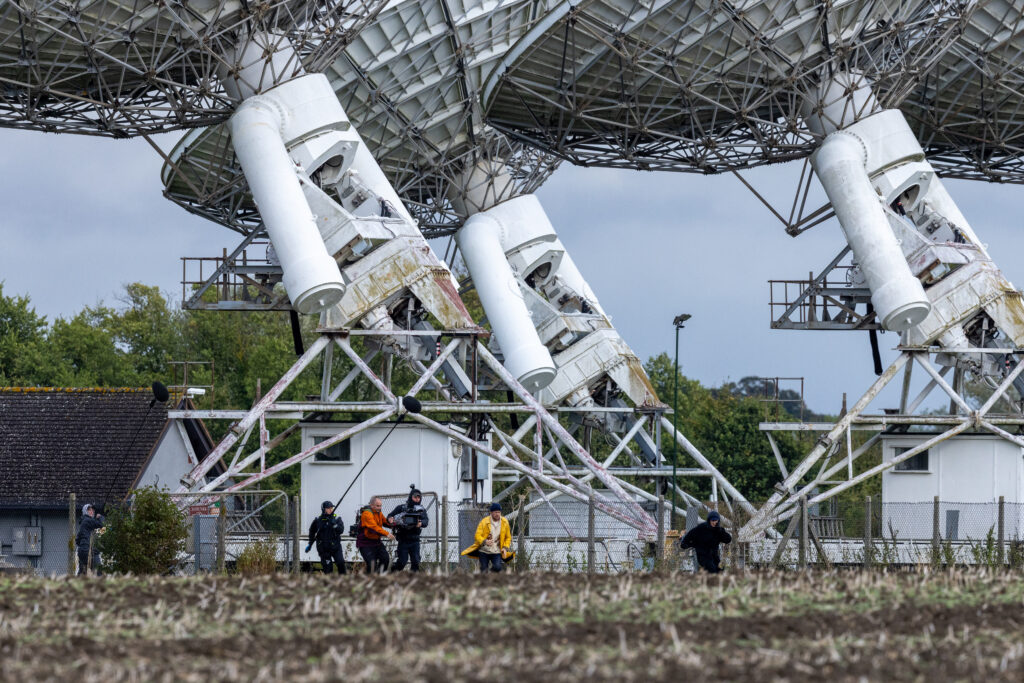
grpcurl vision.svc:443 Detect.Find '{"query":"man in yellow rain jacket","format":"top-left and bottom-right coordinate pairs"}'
top-left (461, 502), bottom-right (513, 572)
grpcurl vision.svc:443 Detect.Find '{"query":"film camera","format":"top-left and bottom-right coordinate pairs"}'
top-left (393, 508), bottom-right (426, 529)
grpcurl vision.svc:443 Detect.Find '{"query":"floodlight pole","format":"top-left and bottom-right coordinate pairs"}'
top-left (671, 314), bottom-right (691, 527)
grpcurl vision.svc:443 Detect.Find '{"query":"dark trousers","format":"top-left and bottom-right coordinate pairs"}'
top-left (478, 553), bottom-right (503, 573)
top-left (694, 550), bottom-right (721, 574)
top-left (359, 543), bottom-right (390, 574)
top-left (76, 547), bottom-right (100, 576)
top-left (319, 546), bottom-right (347, 574)
top-left (394, 540), bottom-right (421, 572)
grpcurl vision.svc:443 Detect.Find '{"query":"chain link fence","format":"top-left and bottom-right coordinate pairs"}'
top-left (431, 493), bottom-right (679, 573)
top-left (166, 490), bottom-right (294, 574)
top-left (742, 498), bottom-right (1024, 569)
top-left (8, 493), bottom-right (1024, 575)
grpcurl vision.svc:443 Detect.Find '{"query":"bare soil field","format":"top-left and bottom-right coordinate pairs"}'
top-left (2, 570), bottom-right (1023, 681)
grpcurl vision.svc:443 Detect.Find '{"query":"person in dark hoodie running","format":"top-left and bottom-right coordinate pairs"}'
top-left (76, 503), bottom-right (104, 575)
top-left (306, 500), bottom-right (347, 574)
top-left (387, 485), bottom-right (429, 572)
top-left (680, 510), bottom-right (732, 573)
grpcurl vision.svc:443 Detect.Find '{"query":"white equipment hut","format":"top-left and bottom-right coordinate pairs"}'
top-left (299, 422), bottom-right (490, 563)
top-left (881, 433), bottom-right (1024, 542)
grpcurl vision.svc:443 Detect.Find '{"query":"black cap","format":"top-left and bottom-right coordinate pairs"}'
top-left (322, 500), bottom-right (334, 511)
top-left (409, 484), bottom-right (422, 499)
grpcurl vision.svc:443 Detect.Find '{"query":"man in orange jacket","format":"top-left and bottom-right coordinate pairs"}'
top-left (356, 496), bottom-right (393, 573)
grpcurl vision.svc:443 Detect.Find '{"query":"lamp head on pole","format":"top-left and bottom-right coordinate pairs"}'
top-left (673, 313), bottom-right (692, 328)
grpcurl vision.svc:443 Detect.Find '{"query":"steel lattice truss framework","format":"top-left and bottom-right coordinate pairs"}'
top-left (173, 328), bottom-right (756, 540)
top-left (163, 0), bottom-right (565, 238)
top-left (0, 0), bottom-right (385, 137)
top-left (482, 0), bottom-right (1024, 183)
top-left (741, 344), bottom-right (1024, 541)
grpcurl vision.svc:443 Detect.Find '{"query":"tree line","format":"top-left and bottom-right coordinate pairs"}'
top-left (1, 282), bottom-right (879, 503)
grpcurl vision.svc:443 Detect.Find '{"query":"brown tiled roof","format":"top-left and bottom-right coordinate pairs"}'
top-left (0, 388), bottom-right (169, 508)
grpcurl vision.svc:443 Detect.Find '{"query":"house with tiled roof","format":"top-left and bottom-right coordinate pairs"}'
top-left (0, 387), bottom-right (215, 574)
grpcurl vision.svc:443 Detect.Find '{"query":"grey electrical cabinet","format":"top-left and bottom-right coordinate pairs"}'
top-left (459, 448), bottom-right (489, 482)
top-left (12, 527), bottom-right (42, 556)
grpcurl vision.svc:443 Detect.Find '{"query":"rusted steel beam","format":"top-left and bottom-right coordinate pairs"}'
top-left (409, 412), bottom-right (653, 537)
top-left (223, 409), bottom-right (396, 492)
top-left (476, 344), bottom-right (659, 536)
top-left (179, 335), bottom-right (330, 490)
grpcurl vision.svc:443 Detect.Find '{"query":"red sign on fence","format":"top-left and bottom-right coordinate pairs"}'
top-left (188, 505), bottom-right (211, 516)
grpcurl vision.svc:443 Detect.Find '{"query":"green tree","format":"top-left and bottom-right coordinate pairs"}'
top-left (104, 284), bottom-right (185, 384)
top-left (644, 352), bottom-right (806, 502)
top-left (99, 486), bottom-right (189, 574)
top-left (46, 310), bottom-right (124, 386)
top-left (0, 283), bottom-right (51, 384)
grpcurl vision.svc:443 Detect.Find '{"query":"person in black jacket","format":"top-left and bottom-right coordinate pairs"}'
top-left (680, 510), bottom-right (732, 573)
top-left (76, 503), bottom-right (104, 576)
top-left (386, 485), bottom-right (429, 572)
top-left (306, 500), bottom-right (347, 574)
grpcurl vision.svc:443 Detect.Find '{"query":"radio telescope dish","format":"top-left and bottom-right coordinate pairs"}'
top-left (162, 0), bottom-right (562, 237)
top-left (0, 0), bottom-right (385, 137)
top-left (482, 0), bottom-right (1024, 182)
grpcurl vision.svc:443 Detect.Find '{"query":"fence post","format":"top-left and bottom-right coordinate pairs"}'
top-left (587, 495), bottom-right (595, 577)
top-left (656, 491), bottom-right (665, 564)
top-left (799, 497), bottom-right (808, 570)
top-left (516, 509), bottom-right (526, 572)
top-left (68, 493), bottom-right (77, 576)
top-left (441, 495), bottom-right (449, 575)
top-left (216, 500), bottom-right (227, 573)
top-left (732, 506), bottom-right (746, 570)
top-left (292, 495), bottom-right (301, 575)
top-left (932, 495), bottom-right (940, 565)
top-left (998, 495), bottom-right (1005, 567)
top-left (863, 496), bottom-right (872, 569)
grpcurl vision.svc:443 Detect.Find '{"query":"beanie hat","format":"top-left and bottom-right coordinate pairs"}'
top-left (321, 500), bottom-right (334, 512)
top-left (408, 484), bottom-right (422, 499)
top-left (707, 511), bottom-right (721, 523)
top-left (489, 502), bottom-right (502, 512)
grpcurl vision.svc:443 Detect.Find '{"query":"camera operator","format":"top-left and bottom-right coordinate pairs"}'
top-left (387, 485), bottom-right (429, 572)
top-left (76, 503), bottom-right (104, 576)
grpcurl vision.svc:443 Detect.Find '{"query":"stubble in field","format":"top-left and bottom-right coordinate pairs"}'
top-left (2, 570), bottom-right (1023, 681)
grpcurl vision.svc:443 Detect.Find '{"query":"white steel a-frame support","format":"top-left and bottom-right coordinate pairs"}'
top-left (741, 346), bottom-right (1024, 541)
top-left (174, 328), bottom-right (754, 539)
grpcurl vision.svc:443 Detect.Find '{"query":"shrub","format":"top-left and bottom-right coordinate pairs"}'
top-left (235, 537), bottom-right (278, 575)
top-left (968, 527), bottom-right (999, 568)
top-left (99, 486), bottom-right (189, 574)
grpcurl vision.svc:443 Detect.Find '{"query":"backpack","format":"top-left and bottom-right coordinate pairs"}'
top-left (348, 505), bottom-right (371, 538)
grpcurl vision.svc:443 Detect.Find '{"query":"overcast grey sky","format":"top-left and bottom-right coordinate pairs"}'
top-left (2, 126), bottom-right (1023, 412)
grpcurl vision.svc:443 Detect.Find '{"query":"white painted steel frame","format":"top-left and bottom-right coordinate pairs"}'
top-left (175, 328), bottom-right (749, 539)
top-left (742, 346), bottom-right (1024, 541)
